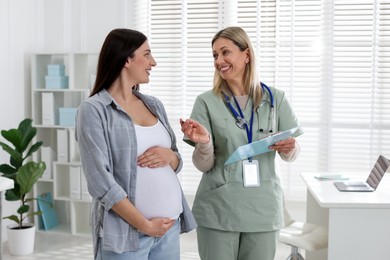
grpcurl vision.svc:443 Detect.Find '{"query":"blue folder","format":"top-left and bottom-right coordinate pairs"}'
top-left (37, 192), bottom-right (59, 230)
top-left (225, 127), bottom-right (300, 165)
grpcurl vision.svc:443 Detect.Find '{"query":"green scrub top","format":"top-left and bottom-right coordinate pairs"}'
top-left (184, 86), bottom-right (304, 232)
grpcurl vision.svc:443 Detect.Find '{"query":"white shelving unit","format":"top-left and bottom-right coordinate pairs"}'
top-left (31, 53), bottom-right (98, 236)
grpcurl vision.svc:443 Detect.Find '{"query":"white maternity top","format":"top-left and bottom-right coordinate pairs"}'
top-left (134, 120), bottom-right (183, 220)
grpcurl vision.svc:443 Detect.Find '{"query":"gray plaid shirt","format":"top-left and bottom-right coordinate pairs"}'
top-left (75, 89), bottom-right (196, 257)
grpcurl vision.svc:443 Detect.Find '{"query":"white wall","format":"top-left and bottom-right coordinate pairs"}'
top-left (0, 0), bottom-right (138, 242)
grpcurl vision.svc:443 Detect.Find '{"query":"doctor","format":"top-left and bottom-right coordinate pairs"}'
top-left (180, 26), bottom-right (304, 260)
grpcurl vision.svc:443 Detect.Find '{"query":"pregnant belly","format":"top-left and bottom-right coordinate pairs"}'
top-left (135, 165), bottom-right (183, 219)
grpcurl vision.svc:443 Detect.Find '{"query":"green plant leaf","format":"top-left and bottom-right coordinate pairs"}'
top-left (0, 164), bottom-right (17, 175)
top-left (17, 161), bottom-right (46, 195)
top-left (18, 118), bottom-right (33, 133)
top-left (25, 141), bottom-right (43, 159)
top-left (17, 205), bottom-right (29, 215)
top-left (26, 211), bottom-right (43, 218)
top-left (0, 129), bottom-right (22, 150)
top-left (19, 119), bottom-right (36, 152)
top-left (5, 186), bottom-right (21, 201)
top-left (1, 172), bottom-right (16, 180)
top-left (2, 215), bottom-right (20, 225)
top-left (0, 141), bottom-right (23, 168)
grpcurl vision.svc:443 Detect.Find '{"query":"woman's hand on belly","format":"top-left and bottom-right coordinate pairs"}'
top-left (140, 217), bottom-right (176, 237)
top-left (137, 146), bottom-right (177, 169)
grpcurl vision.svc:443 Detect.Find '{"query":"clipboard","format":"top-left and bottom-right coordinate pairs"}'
top-left (225, 126), bottom-right (300, 165)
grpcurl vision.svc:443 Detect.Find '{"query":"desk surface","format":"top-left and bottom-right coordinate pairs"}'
top-left (301, 172), bottom-right (390, 208)
top-left (0, 177), bottom-right (13, 192)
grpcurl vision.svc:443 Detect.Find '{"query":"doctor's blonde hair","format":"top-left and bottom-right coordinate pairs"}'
top-left (211, 26), bottom-right (262, 108)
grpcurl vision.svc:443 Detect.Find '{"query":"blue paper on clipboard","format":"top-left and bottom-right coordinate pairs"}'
top-left (225, 127), bottom-right (300, 165)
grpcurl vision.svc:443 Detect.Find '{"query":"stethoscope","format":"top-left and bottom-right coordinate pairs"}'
top-left (258, 82), bottom-right (276, 135)
top-left (223, 82), bottom-right (275, 143)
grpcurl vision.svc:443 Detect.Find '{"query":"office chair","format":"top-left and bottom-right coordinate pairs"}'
top-left (279, 202), bottom-right (328, 260)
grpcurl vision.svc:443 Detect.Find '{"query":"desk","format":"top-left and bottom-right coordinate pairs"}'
top-left (301, 172), bottom-right (390, 260)
top-left (0, 177), bottom-right (14, 260)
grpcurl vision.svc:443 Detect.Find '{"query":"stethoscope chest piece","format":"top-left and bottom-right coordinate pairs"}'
top-left (235, 116), bottom-right (247, 129)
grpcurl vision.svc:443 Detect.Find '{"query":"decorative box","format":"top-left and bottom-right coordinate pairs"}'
top-left (59, 107), bottom-right (77, 126)
top-left (45, 76), bottom-right (69, 89)
top-left (47, 64), bottom-right (65, 76)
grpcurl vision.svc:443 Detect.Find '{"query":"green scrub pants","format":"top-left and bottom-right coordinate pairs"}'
top-left (197, 226), bottom-right (278, 260)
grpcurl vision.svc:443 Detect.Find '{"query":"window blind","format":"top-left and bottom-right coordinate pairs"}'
top-left (132, 0), bottom-right (390, 200)
top-left (145, 0), bottom-right (219, 194)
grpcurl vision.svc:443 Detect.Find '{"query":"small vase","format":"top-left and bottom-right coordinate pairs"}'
top-left (7, 223), bottom-right (36, 255)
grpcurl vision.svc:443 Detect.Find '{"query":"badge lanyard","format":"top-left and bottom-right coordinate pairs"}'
top-left (224, 91), bottom-right (260, 187)
top-left (223, 92), bottom-right (254, 149)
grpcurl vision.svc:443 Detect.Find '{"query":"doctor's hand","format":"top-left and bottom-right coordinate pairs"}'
top-left (269, 137), bottom-right (296, 155)
top-left (180, 118), bottom-right (210, 144)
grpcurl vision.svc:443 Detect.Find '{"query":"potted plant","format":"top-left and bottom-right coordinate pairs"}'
top-left (0, 118), bottom-right (46, 255)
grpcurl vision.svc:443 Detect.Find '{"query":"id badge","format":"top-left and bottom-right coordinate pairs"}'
top-left (242, 160), bottom-right (260, 187)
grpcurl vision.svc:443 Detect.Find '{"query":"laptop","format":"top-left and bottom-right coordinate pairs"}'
top-left (333, 155), bottom-right (390, 192)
